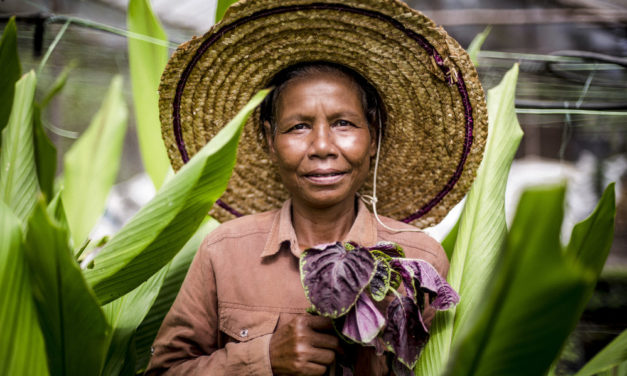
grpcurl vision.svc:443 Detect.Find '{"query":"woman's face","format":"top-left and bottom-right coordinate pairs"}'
top-left (265, 72), bottom-right (376, 211)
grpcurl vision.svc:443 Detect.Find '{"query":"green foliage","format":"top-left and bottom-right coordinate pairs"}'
top-left (24, 200), bottom-right (110, 376)
top-left (575, 329), bottom-right (627, 376)
top-left (467, 26), bottom-right (492, 66)
top-left (0, 17), bottom-right (22, 138)
top-left (0, 201), bottom-right (49, 376)
top-left (416, 64), bottom-right (523, 374)
top-left (62, 76), bottom-right (128, 247)
top-left (216, 0), bottom-right (239, 22)
top-left (127, 0), bottom-right (170, 189)
top-left (83, 89), bottom-right (269, 305)
top-left (0, 71), bottom-right (38, 224)
top-left (33, 105), bottom-right (57, 202)
top-left (101, 265), bottom-right (169, 375)
top-left (443, 185), bottom-right (606, 375)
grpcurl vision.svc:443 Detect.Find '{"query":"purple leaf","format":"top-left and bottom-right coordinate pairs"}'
top-left (300, 242), bottom-right (376, 318)
top-left (367, 241), bottom-right (405, 258)
top-left (369, 259), bottom-right (391, 301)
top-left (342, 292), bottom-right (386, 344)
top-left (382, 296), bottom-right (429, 369)
top-left (390, 258), bottom-right (460, 310)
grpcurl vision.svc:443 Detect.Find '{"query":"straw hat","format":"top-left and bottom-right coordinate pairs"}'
top-left (159, 0), bottom-right (488, 228)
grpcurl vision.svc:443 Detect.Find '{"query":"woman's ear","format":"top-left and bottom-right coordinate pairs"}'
top-left (263, 120), bottom-right (278, 162)
top-left (369, 127), bottom-right (377, 158)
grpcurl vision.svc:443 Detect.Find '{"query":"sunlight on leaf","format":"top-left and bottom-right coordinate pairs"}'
top-left (24, 200), bottom-right (110, 376)
top-left (127, 0), bottom-right (170, 189)
top-left (62, 75), bottom-right (128, 247)
top-left (216, 0), bottom-right (239, 22)
top-left (83, 89), bottom-right (270, 305)
top-left (0, 201), bottom-right (48, 376)
top-left (416, 64), bottom-right (523, 374)
top-left (0, 71), bottom-right (38, 225)
top-left (0, 17), bottom-right (22, 139)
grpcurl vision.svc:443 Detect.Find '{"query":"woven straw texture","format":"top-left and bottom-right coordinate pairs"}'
top-left (159, 0), bottom-right (488, 228)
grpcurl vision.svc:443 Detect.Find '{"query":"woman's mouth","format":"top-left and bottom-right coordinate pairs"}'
top-left (303, 171), bottom-right (347, 184)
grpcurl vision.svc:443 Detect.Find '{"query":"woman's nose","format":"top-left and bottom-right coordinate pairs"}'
top-left (309, 123), bottom-right (337, 159)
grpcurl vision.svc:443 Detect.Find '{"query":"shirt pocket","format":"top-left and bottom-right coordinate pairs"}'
top-left (219, 304), bottom-right (280, 342)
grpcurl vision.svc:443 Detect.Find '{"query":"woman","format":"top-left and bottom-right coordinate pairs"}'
top-left (148, 0), bottom-right (488, 374)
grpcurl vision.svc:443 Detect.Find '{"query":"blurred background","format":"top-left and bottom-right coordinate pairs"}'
top-left (1, 0), bottom-right (625, 373)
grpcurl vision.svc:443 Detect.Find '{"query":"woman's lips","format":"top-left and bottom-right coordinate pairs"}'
top-left (303, 170), bottom-right (347, 185)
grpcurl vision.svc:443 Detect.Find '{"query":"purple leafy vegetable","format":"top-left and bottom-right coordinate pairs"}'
top-left (367, 241), bottom-right (405, 258)
top-left (390, 258), bottom-right (460, 310)
top-left (369, 259), bottom-right (391, 302)
top-left (300, 242), bottom-right (375, 318)
top-left (342, 292), bottom-right (386, 343)
top-left (382, 296), bottom-right (429, 369)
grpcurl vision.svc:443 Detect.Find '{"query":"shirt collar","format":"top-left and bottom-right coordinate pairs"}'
top-left (261, 198), bottom-right (378, 258)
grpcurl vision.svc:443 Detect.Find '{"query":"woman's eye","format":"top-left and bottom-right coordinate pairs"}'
top-left (287, 123), bottom-right (308, 132)
top-left (336, 120), bottom-right (355, 127)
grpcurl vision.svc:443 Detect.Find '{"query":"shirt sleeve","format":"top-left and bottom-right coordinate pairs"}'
top-left (144, 237), bottom-right (274, 376)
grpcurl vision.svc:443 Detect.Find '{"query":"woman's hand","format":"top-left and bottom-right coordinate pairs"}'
top-left (269, 315), bottom-right (342, 376)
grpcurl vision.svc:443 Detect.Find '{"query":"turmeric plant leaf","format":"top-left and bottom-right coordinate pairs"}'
top-left (83, 90), bottom-right (269, 305)
top-left (24, 200), bottom-right (110, 376)
top-left (0, 71), bottom-right (38, 224)
top-left (575, 329), bottom-right (627, 376)
top-left (62, 75), bottom-right (127, 247)
top-left (0, 201), bottom-right (48, 376)
top-left (416, 64), bottom-right (523, 374)
top-left (0, 17), bottom-right (21, 138)
top-left (127, 0), bottom-right (169, 189)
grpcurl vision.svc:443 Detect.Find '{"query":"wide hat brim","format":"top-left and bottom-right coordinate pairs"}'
top-left (159, 0), bottom-right (488, 228)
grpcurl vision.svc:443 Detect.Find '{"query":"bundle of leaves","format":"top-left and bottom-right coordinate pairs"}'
top-left (299, 241), bottom-right (459, 374)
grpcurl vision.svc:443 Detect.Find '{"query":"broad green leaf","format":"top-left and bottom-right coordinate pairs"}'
top-left (33, 104), bottom-right (57, 202)
top-left (467, 26), bottom-right (491, 66)
top-left (0, 71), bottom-right (38, 224)
top-left (416, 64), bottom-right (523, 374)
top-left (133, 216), bottom-right (219, 372)
top-left (128, 0), bottom-right (169, 189)
top-left (0, 17), bottom-right (22, 138)
top-left (62, 75), bottom-right (128, 247)
top-left (46, 190), bottom-right (69, 231)
top-left (444, 186), bottom-right (593, 376)
top-left (24, 200), bottom-right (110, 376)
top-left (576, 329), bottom-right (627, 376)
top-left (567, 183), bottom-right (616, 278)
top-left (216, 0), bottom-right (239, 22)
top-left (0, 201), bottom-right (49, 376)
top-left (83, 89), bottom-right (270, 305)
top-left (101, 264), bottom-right (169, 376)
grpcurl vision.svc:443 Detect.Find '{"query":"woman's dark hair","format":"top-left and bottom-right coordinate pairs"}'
top-left (259, 61), bottom-right (386, 141)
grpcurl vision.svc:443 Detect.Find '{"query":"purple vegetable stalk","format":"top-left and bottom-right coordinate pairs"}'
top-left (300, 241), bottom-right (459, 371)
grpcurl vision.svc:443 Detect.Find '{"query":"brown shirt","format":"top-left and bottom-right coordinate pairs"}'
top-left (146, 199), bottom-right (449, 375)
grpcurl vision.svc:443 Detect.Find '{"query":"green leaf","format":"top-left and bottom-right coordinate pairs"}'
top-left (133, 216), bottom-right (219, 372)
top-left (101, 264), bottom-right (169, 376)
top-left (566, 183), bottom-right (616, 278)
top-left (83, 89), bottom-right (270, 305)
top-left (40, 62), bottom-right (75, 109)
top-left (0, 71), bottom-right (38, 224)
top-left (24, 200), bottom-right (110, 376)
top-left (46, 190), bottom-right (69, 232)
top-left (444, 186), bottom-right (594, 376)
top-left (467, 26), bottom-right (492, 67)
top-left (441, 217), bottom-right (459, 260)
top-left (216, 0), bottom-right (239, 22)
top-left (62, 75), bottom-right (128, 247)
top-left (416, 64), bottom-right (523, 374)
top-left (0, 201), bottom-right (49, 376)
top-left (0, 17), bottom-right (22, 138)
top-left (33, 104), bottom-right (57, 202)
top-left (576, 329), bottom-right (627, 376)
top-left (127, 0), bottom-right (170, 189)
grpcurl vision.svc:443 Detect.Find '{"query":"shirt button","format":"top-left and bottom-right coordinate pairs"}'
top-left (240, 329), bottom-right (248, 338)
